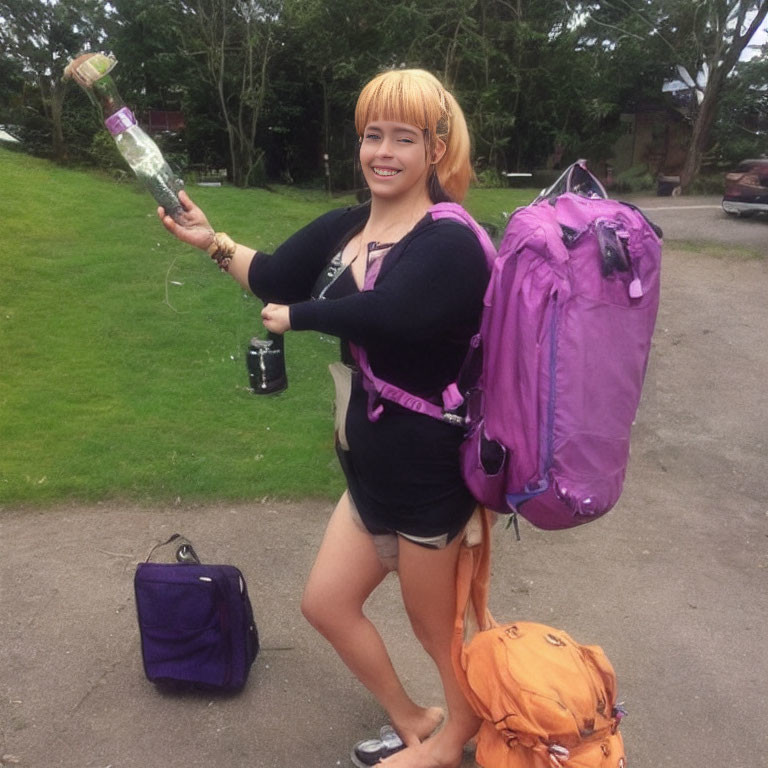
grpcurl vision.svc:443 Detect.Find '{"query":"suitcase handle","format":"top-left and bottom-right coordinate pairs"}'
top-left (145, 533), bottom-right (201, 564)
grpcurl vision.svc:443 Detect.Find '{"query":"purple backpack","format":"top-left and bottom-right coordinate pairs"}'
top-left (355, 167), bottom-right (662, 530)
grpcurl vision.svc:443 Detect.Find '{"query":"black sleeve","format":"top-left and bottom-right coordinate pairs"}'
top-left (246, 205), bottom-right (368, 304)
top-left (289, 222), bottom-right (488, 345)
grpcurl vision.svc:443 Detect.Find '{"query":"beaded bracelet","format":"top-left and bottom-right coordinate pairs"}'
top-left (207, 232), bottom-right (237, 272)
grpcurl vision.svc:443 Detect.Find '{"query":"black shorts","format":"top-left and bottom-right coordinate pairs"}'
top-left (336, 439), bottom-right (475, 545)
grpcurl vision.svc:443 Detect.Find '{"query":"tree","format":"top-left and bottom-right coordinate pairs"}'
top-left (0, 53), bottom-right (26, 129)
top-left (0, 0), bottom-right (109, 160)
top-left (180, 0), bottom-right (281, 186)
top-left (276, 0), bottom-right (376, 189)
top-left (107, 0), bottom-right (188, 115)
top-left (677, 1), bottom-right (768, 188)
top-left (577, 0), bottom-right (768, 190)
top-left (447, 0), bottom-right (618, 174)
top-left (711, 49), bottom-right (768, 164)
top-left (276, 0), bottom-right (578, 181)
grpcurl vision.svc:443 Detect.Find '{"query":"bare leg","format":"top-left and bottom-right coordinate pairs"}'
top-left (301, 493), bottom-right (443, 745)
top-left (382, 534), bottom-right (480, 768)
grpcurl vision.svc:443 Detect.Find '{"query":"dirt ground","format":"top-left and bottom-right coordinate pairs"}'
top-left (1, 241), bottom-right (767, 768)
top-left (625, 194), bottom-right (767, 252)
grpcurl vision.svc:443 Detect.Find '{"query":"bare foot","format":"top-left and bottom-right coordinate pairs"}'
top-left (391, 705), bottom-right (445, 747)
top-left (380, 732), bottom-right (463, 768)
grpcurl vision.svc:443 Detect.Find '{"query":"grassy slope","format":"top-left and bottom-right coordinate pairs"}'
top-left (0, 147), bottom-right (534, 506)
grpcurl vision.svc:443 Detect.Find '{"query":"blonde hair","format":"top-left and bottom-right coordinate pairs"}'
top-left (354, 69), bottom-right (472, 203)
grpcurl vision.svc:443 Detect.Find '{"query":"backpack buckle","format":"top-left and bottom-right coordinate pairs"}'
top-left (442, 382), bottom-right (464, 411)
top-left (442, 412), bottom-right (466, 427)
top-left (547, 744), bottom-right (570, 766)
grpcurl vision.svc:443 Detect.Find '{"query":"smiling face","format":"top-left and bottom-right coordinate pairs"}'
top-left (359, 120), bottom-right (443, 202)
top-left (354, 70), bottom-right (472, 203)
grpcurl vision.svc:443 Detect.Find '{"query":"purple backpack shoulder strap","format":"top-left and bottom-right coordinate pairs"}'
top-left (430, 202), bottom-right (497, 270)
top-left (352, 203), bottom-right (495, 424)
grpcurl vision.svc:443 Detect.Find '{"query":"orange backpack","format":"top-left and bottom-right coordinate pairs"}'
top-left (453, 511), bottom-right (627, 768)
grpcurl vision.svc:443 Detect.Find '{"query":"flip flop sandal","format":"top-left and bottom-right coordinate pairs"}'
top-left (351, 725), bottom-right (405, 767)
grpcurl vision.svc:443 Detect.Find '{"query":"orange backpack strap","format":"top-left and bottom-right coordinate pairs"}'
top-left (451, 507), bottom-right (495, 707)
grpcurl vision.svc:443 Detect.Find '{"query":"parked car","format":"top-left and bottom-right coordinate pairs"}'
top-left (722, 158), bottom-right (768, 217)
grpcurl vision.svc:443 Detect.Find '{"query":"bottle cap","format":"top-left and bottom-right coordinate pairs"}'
top-left (105, 106), bottom-right (137, 136)
top-left (63, 52), bottom-right (117, 88)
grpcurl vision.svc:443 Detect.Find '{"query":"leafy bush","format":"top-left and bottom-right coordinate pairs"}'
top-left (154, 130), bottom-right (190, 178)
top-left (614, 164), bottom-right (655, 193)
top-left (529, 169), bottom-right (561, 189)
top-left (16, 115), bottom-right (54, 159)
top-left (474, 167), bottom-right (507, 188)
top-left (689, 173), bottom-right (726, 195)
top-left (89, 130), bottom-right (125, 171)
top-left (717, 136), bottom-right (767, 167)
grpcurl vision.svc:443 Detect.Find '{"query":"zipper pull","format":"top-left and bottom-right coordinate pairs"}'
top-left (617, 229), bottom-right (644, 298)
top-left (505, 509), bottom-right (522, 541)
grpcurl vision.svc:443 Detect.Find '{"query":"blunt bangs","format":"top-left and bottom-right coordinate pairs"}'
top-left (355, 70), bottom-right (446, 139)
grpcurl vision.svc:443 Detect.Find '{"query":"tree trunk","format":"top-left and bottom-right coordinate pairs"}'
top-left (679, 70), bottom-right (722, 191)
top-left (246, 27), bottom-right (272, 187)
top-left (50, 79), bottom-right (68, 162)
top-left (39, 74), bottom-right (67, 162)
top-left (214, 42), bottom-right (239, 185)
top-left (321, 75), bottom-right (332, 195)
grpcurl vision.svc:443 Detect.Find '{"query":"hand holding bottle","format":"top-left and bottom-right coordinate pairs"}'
top-left (157, 190), bottom-right (216, 251)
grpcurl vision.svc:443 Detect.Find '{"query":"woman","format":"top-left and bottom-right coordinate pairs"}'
top-left (158, 69), bottom-right (489, 768)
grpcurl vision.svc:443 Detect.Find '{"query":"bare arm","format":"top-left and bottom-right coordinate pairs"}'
top-left (157, 190), bottom-right (256, 291)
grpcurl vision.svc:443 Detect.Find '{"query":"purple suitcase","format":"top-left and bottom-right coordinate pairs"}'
top-left (134, 561), bottom-right (259, 690)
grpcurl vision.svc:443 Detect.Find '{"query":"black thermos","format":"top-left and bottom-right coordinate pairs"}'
top-left (247, 332), bottom-right (287, 395)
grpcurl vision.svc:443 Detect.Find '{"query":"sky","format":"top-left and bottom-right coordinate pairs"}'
top-left (743, 12), bottom-right (768, 60)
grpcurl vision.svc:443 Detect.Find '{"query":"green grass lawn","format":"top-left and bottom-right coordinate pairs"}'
top-left (0, 147), bottom-right (534, 507)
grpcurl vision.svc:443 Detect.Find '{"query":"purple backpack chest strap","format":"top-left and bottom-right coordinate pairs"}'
top-left (351, 203), bottom-right (495, 424)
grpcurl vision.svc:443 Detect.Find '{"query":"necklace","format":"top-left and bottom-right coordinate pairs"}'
top-left (350, 207), bottom-right (425, 265)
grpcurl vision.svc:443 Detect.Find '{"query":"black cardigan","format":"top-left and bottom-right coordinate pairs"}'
top-left (247, 204), bottom-right (489, 538)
